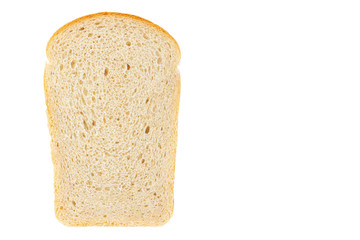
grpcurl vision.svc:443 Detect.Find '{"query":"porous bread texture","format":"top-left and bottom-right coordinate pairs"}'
top-left (44, 12), bottom-right (180, 226)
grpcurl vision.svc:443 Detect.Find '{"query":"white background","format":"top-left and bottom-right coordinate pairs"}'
top-left (1, 0), bottom-right (360, 239)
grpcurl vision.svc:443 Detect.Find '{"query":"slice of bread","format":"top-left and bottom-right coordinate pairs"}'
top-left (44, 12), bottom-right (180, 226)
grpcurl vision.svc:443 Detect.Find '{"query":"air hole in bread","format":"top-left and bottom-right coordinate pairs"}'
top-left (145, 126), bottom-right (150, 134)
top-left (83, 120), bottom-right (89, 131)
top-left (126, 41), bottom-right (131, 46)
top-left (104, 67), bottom-right (109, 76)
top-left (157, 58), bottom-right (162, 64)
top-left (60, 64), bottom-right (63, 70)
top-left (79, 27), bottom-right (85, 31)
top-left (143, 33), bottom-right (149, 39)
top-left (72, 201), bottom-right (76, 206)
top-left (71, 60), bottom-right (76, 68)
top-left (83, 88), bottom-right (88, 96)
top-left (126, 64), bottom-right (131, 70)
top-left (88, 33), bottom-right (93, 37)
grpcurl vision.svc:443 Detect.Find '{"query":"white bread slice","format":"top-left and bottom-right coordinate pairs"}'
top-left (44, 12), bottom-right (180, 226)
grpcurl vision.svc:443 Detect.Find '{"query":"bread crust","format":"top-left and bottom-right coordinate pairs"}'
top-left (46, 12), bottom-right (180, 60)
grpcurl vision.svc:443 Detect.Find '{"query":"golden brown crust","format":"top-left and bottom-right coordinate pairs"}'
top-left (46, 12), bottom-right (181, 60)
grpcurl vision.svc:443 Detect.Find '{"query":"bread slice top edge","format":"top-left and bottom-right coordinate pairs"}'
top-left (46, 12), bottom-right (181, 61)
